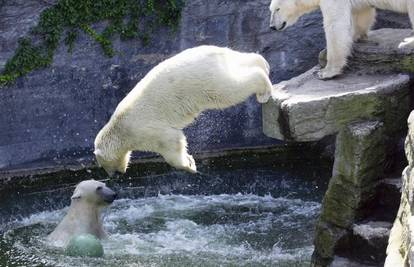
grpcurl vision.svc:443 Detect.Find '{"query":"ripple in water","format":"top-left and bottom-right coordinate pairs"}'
top-left (0, 193), bottom-right (321, 267)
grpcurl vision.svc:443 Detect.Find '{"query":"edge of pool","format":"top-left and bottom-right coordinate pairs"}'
top-left (0, 142), bottom-right (333, 189)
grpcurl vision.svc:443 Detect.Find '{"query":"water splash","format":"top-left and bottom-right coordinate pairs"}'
top-left (1, 193), bottom-right (320, 267)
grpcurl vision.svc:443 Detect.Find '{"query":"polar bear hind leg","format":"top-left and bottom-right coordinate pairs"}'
top-left (352, 7), bottom-right (376, 42)
top-left (153, 128), bottom-right (197, 173)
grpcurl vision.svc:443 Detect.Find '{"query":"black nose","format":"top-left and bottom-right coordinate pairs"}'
top-left (99, 187), bottom-right (118, 204)
top-left (270, 25), bottom-right (277, 31)
top-left (107, 192), bottom-right (117, 203)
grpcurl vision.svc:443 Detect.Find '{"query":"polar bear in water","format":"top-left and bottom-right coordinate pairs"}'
top-left (269, 0), bottom-right (414, 79)
top-left (94, 45), bottom-right (273, 175)
top-left (47, 180), bottom-right (117, 247)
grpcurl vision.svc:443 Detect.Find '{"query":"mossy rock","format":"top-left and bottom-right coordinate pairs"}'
top-left (0, 0), bottom-right (185, 86)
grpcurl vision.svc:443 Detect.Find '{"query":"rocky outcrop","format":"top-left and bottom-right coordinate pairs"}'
top-left (385, 112), bottom-right (414, 266)
top-left (330, 221), bottom-right (393, 266)
top-left (319, 29), bottom-right (414, 74)
top-left (263, 69), bottom-right (410, 141)
top-left (263, 28), bottom-right (414, 143)
top-left (313, 121), bottom-right (390, 266)
top-left (263, 28), bottom-right (413, 266)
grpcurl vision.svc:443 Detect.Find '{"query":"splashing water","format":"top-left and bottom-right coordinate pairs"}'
top-left (0, 163), bottom-right (329, 266)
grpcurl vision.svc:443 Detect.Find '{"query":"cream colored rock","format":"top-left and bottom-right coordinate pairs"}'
top-left (385, 111), bottom-right (414, 266)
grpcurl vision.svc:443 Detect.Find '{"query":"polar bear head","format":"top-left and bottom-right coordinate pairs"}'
top-left (94, 148), bottom-right (131, 177)
top-left (94, 125), bottom-right (131, 176)
top-left (269, 0), bottom-right (319, 31)
top-left (71, 180), bottom-right (117, 207)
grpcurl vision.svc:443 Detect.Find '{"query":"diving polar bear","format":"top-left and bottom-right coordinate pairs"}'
top-left (94, 45), bottom-right (273, 175)
top-left (269, 0), bottom-right (414, 79)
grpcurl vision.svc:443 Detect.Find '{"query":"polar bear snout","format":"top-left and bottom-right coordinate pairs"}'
top-left (278, 21), bottom-right (287, 31)
top-left (97, 185), bottom-right (117, 204)
top-left (270, 21), bottom-right (286, 31)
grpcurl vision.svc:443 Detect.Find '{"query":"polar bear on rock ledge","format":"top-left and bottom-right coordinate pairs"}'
top-left (269, 0), bottom-right (414, 79)
top-left (94, 45), bottom-right (273, 175)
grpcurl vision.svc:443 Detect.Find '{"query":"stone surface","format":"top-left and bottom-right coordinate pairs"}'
top-left (351, 29), bottom-right (414, 74)
top-left (313, 121), bottom-right (387, 266)
top-left (263, 66), bottom-right (410, 141)
top-left (348, 221), bottom-right (392, 263)
top-left (319, 29), bottom-right (414, 74)
top-left (380, 178), bottom-right (403, 192)
top-left (330, 256), bottom-right (377, 267)
top-left (385, 111), bottom-right (414, 267)
top-left (353, 221), bottom-right (392, 241)
top-left (0, 1), bottom-right (410, 170)
top-left (368, 177), bottom-right (403, 222)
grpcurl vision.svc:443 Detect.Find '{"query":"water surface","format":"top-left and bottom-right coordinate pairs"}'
top-left (0, 157), bottom-right (330, 267)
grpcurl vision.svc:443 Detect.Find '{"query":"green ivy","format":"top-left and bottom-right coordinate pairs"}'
top-left (0, 0), bottom-right (185, 86)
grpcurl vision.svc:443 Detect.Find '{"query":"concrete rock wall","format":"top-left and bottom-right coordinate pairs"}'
top-left (0, 0), bottom-right (410, 170)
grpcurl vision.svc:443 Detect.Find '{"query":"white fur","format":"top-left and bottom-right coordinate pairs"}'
top-left (94, 45), bottom-right (273, 174)
top-left (47, 180), bottom-right (114, 247)
top-left (269, 0), bottom-right (414, 79)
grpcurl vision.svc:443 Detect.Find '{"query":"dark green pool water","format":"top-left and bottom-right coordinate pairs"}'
top-left (0, 154), bottom-right (330, 267)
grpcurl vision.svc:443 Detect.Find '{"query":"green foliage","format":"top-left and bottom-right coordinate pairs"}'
top-left (0, 0), bottom-right (185, 86)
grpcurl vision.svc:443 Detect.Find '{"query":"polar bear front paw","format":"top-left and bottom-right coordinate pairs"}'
top-left (317, 68), bottom-right (342, 80)
top-left (398, 37), bottom-right (414, 49)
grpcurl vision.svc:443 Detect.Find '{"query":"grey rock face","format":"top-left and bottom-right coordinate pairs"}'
top-left (350, 221), bottom-right (392, 263)
top-left (319, 29), bottom-right (414, 74)
top-left (312, 121), bottom-right (387, 266)
top-left (261, 28), bottom-right (412, 266)
top-left (331, 256), bottom-right (377, 267)
top-left (353, 222), bottom-right (392, 242)
top-left (263, 66), bottom-right (411, 142)
top-left (0, 0), bottom-right (410, 170)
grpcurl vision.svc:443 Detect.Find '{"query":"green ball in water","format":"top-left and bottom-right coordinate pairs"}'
top-left (65, 234), bottom-right (104, 258)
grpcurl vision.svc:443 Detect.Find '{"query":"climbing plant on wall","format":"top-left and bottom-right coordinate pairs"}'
top-left (0, 0), bottom-right (185, 86)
